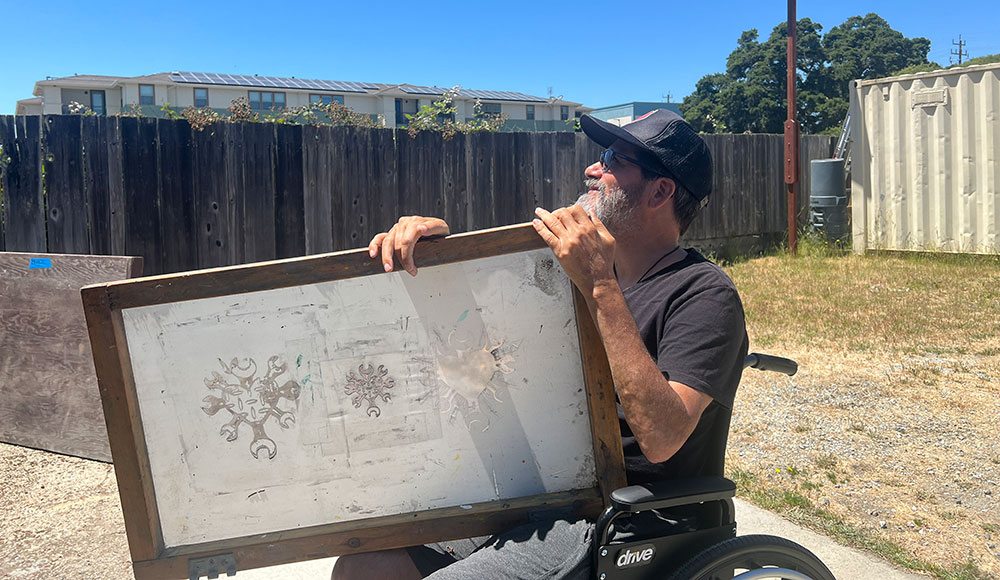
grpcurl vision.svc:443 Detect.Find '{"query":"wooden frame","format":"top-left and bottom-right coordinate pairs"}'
top-left (82, 223), bottom-right (624, 579)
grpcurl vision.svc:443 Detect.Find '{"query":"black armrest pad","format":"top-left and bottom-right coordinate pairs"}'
top-left (609, 476), bottom-right (736, 513)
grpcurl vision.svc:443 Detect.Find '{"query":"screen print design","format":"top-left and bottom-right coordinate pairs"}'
top-left (201, 355), bottom-right (302, 459)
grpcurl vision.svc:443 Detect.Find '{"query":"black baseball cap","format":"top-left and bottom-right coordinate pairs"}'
top-left (580, 109), bottom-right (713, 205)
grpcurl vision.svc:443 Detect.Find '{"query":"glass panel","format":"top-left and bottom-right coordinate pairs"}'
top-left (332, 95), bottom-right (344, 105)
top-left (249, 91), bottom-right (261, 110)
top-left (526, 105), bottom-right (534, 120)
top-left (262, 93), bottom-right (273, 110)
top-left (140, 85), bottom-right (154, 106)
top-left (274, 93), bottom-right (285, 109)
top-left (310, 94), bottom-right (322, 104)
top-left (194, 89), bottom-right (208, 107)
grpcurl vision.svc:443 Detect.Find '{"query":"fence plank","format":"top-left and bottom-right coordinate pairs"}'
top-left (0, 117), bottom-right (10, 252)
top-left (274, 124), bottom-right (305, 260)
top-left (43, 116), bottom-right (89, 254)
top-left (302, 125), bottom-right (334, 254)
top-left (2, 116), bottom-right (45, 252)
top-left (105, 117), bottom-right (126, 256)
top-left (371, 128), bottom-right (399, 235)
top-left (121, 117), bottom-right (163, 275)
top-left (242, 123), bottom-right (276, 263)
top-left (192, 122), bottom-right (228, 269)
top-left (158, 119), bottom-right (197, 274)
top-left (224, 122), bottom-right (247, 266)
top-left (83, 116), bottom-right (111, 255)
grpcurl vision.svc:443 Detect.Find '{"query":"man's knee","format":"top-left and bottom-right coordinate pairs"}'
top-left (331, 549), bottom-right (422, 580)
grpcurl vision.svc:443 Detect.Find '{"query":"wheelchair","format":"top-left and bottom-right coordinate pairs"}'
top-left (591, 353), bottom-right (836, 580)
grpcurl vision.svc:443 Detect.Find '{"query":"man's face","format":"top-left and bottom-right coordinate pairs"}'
top-left (575, 142), bottom-right (649, 237)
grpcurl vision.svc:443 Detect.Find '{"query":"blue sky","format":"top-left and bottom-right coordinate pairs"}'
top-left (1, 0), bottom-right (997, 115)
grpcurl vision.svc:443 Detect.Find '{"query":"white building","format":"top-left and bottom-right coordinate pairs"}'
top-left (16, 72), bottom-right (589, 132)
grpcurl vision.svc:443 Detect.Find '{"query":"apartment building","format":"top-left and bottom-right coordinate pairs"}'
top-left (16, 72), bottom-right (589, 131)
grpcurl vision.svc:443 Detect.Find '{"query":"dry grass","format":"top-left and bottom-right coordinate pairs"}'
top-left (723, 245), bottom-right (1000, 579)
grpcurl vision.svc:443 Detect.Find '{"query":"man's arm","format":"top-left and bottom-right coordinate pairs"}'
top-left (532, 205), bottom-right (711, 464)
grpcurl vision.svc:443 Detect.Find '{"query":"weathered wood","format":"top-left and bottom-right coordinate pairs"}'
top-left (157, 119), bottom-right (197, 273)
top-left (242, 122), bottom-right (276, 263)
top-left (81, 285), bottom-right (159, 560)
top-left (43, 116), bottom-right (89, 253)
top-left (274, 124), bottom-right (305, 259)
top-left (132, 490), bottom-right (603, 579)
top-left (223, 122), bottom-right (246, 265)
top-left (103, 222), bottom-right (547, 310)
top-left (0, 252), bottom-right (142, 462)
top-left (0, 114), bottom-right (836, 265)
top-left (191, 122), bottom-right (228, 269)
top-left (83, 116), bottom-right (112, 255)
top-left (301, 125), bottom-right (334, 254)
top-left (106, 117), bottom-right (127, 256)
top-left (2, 116), bottom-right (45, 252)
top-left (121, 118), bottom-right (163, 275)
top-left (572, 286), bottom-right (627, 499)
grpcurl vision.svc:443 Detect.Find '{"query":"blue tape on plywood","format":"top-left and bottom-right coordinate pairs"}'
top-left (28, 258), bottom-right (52, 269)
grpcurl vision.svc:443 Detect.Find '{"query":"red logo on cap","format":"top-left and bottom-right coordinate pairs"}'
top-left (633, 111), bottom-right (657, 122)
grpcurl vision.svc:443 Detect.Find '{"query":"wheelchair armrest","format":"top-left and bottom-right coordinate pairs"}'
top-left (609, 476), bottom-right (736, 514)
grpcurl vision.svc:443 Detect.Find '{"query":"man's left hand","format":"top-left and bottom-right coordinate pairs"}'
top-left (532, 205), bottom-right (616, 297)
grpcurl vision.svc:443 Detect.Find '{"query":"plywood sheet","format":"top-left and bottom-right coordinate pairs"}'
top-left (0, 252), bottom-right (142, 461)
top-left (122, 249), bottom-right (594, 548)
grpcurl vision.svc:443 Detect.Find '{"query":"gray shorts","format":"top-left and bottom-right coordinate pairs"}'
top-left (406, 519), bottom-right (593, 580)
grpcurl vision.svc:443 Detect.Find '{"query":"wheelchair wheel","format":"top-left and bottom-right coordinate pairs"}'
top-left (665, 534), bottom-right (835, 580)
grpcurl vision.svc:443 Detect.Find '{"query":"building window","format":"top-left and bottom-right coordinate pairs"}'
top-left (526, 105), bottom-right (535, 120)
top-left (481, 102), bottom-right (502, 116)
top-left (139, 84), bottom-right (155, 106)
top-left (249, 91), bottom-right (286, 111)
top-left (90, 90), bottom-right (106, 115)
top-left (194, 88), bottom-right (209, 108)
top-left (310, 94), bottom-right (344, 105)
top-left (395, 98), bottom-right (418, 126)
top-left (560, 105), bottom-right (569, 121)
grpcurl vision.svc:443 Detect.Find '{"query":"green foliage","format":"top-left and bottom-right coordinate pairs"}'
top-left (403, 86), bottom-right (507, 140)
top-left (681, 13), bottom-right (932, 134)
top-left (954, 53), bottom-right (1000, 67)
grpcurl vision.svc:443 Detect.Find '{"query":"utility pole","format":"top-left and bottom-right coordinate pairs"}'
top-left (951, 35), bottom-right (969, 65)
top-left (784, 0), bottom-right (799, 255)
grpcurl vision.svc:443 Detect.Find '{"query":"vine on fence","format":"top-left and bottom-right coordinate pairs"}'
top-left (54, 92), bottom-right (506, 135)
top-left (403, 86), bottom-right (508, 140)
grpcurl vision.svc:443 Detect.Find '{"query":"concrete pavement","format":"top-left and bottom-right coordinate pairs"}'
top-left (228, 501), bottom-right (928, 579)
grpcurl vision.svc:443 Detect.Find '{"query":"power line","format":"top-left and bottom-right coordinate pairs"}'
top-left (951, 35), bottom-right (969, 65)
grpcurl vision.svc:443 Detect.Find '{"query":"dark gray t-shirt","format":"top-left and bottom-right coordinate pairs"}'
top-left (620, 249), bottom-right (748, 484)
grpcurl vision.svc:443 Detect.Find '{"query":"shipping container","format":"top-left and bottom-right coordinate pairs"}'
top-left (849, 62), bottom-right (1000, 253)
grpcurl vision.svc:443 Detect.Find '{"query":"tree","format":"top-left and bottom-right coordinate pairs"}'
top-left (680, 14), bottom-right (932, 135)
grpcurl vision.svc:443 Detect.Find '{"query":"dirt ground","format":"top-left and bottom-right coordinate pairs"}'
top-left (731, 343), bottom-right (1000, 579)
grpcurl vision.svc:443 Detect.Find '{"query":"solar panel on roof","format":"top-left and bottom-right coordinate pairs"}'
top-left (169, 72), bottom-right (372, 93)
top-left (400, 86), bottom-right (446, 95)
top-left (459, 88), bottom-right (546, 102)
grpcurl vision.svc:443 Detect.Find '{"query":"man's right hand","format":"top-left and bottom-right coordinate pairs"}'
top-left (368, 216), bottom-right (450, 276)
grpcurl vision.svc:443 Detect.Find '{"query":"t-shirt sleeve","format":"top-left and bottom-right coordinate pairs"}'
top-left (656, 284), bottom-right (747, 409)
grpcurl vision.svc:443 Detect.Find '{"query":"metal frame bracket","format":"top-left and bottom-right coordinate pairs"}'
top-left (188, 553), bottom-right (236, 580)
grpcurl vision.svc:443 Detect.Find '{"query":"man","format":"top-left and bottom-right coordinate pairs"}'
top-left (332, 110), bottom-right (748, 580)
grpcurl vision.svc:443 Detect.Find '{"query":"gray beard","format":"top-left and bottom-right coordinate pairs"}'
top-left (575, 178), bottom-right (641, 238)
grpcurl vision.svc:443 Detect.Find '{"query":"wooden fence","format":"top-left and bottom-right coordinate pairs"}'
top-left (0, 115), bottom-right (833, 275)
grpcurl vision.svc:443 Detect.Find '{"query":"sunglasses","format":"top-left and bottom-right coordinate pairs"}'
top-left (600, 148), bottom-right (672, 179)
top-left (599, 148), bottom-right (709, 208)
